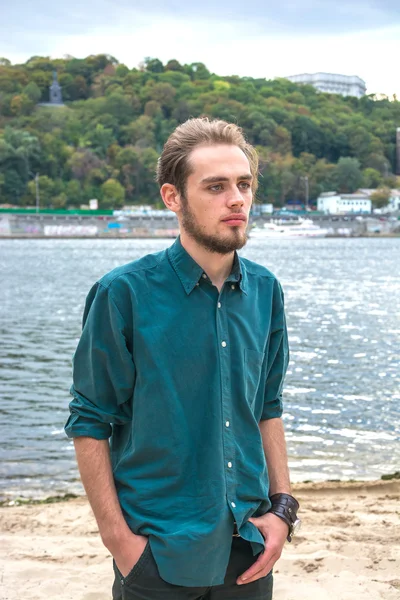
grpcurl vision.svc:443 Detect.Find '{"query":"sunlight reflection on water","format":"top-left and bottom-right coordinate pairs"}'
top-left (1, 237), bottom-right (399, 499)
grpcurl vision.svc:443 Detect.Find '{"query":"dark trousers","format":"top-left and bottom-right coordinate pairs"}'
top-left (112, 536), bottom-right (273, 600)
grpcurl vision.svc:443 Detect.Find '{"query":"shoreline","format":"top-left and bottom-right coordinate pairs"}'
top-left (1, 474), bottom-right (399, 506)
top-left (0, 233), bottom-right (399, 240)
top-left (1, 478), bottom-right (399, 599)
top-left (1, 476), bottom-right (399, 506)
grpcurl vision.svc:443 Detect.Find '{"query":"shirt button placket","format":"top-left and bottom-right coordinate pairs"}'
top-left (217, 286), bottom-right (236, 515)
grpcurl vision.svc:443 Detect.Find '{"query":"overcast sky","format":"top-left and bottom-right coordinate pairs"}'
top-left (1, 0), bottom-right (399, 96)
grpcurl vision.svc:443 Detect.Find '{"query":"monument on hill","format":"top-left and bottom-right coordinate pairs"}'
top-left (49, 71), bottom-right (63, 105)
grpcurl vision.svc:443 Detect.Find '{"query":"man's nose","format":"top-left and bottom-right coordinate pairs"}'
top-left (226, 186), bottom-right (245, 207)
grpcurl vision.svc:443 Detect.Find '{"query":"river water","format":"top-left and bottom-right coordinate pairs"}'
top-left (1, 237), bottom-right (399, 501)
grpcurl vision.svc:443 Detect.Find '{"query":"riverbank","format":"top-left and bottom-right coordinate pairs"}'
top-left (1, 232), bottom-right (399, 239)
top-left (1, 210), bottom-right (399, 239)
top-left (1, 480), bottom-right (399, 600)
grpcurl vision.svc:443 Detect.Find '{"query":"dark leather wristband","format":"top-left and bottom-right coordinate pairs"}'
top-left (268, 493), bottom-right (300, 542)
top-left (269, 493), bottom-right (300, 514)
top-left (268, 505), bottom-right (292, 527)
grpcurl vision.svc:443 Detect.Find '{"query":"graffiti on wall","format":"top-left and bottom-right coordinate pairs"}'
top-left (44, 225), bottom-right (98, 236)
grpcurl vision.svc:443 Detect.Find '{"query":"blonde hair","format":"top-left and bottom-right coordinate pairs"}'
top-left (156, 117), bottom-right (259, 195)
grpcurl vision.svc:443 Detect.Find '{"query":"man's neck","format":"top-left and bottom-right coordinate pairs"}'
top-left (180, 232), bottom-right (235, 292)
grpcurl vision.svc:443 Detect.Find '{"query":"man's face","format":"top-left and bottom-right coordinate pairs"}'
top-left (179, 144), bottom-right (253, 254)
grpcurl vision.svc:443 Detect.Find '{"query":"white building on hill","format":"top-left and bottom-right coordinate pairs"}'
top-left (317, 192), bottom-right (371, 214)
top-left (285, 73), bottom-right (366, 98)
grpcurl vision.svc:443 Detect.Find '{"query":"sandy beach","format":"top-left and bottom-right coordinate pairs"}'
top-left (1, 479), bottom-right (399, 600)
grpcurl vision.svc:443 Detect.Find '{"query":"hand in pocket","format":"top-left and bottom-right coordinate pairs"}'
top-left (113, 532), bottom-right (149, 578)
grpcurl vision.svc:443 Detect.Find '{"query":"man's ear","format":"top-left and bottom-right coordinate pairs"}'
top-left (160, 184), bottom-right (182, 214)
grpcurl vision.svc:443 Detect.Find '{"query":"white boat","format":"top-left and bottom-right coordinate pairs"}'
top-left (249, 218), bottom-right (329, 239)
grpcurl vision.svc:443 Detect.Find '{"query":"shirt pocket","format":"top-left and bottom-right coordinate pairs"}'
top-left (244, 348), bottom-right (265, 409)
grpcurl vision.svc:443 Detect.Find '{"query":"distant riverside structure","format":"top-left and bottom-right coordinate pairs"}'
top-left (38, 71), bottom-right (64, 107)
top-left (317, 192), bottom-right (371, 214)
top-left (396, 127), bottom-right (400, 175)
top-left (285, 73), bottom-right (366, 98)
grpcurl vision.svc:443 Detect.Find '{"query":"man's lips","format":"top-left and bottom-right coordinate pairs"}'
top-left (222, 214), bottom-right (247, 224)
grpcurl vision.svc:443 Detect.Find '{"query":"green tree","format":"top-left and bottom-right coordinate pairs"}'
top-left (52, 192), bottom-right (67, 208)
top-left (101, 177), bottom-right (125, 208)
top-left (27, 175), bottom-right (55, 207)
top-left (23, 81), bottom-right (42, 104)
top-left (67, 149), bottom-right (106, 183)
top-left (116, 64), bottom-right (129, 78)
top-left (370, 187), bottom-right (391, 209)
top-left (188, 62), bottom-right (210, 80)
top-left (165, 59), bottom-right (184, 72)
top-left (65, 179), bottom-right (83, 206)
top-left (10, 93), bottom-right (34, 116)
top-left (2, 169), bottom-right (26, 203)
top-left (67, 75), bottom-right (88, 100)
top-left (83, 124), bottom-right (115, 158)
top-left (362, 168), bottom-right (383, 188)
top-left (115, 145), bottom-right (141, 199)
top-left (0, 128), bottom-right (41, 201)
top-left (143, 82), bottom-right (176, 116)
top-left (144, 58), bottom-right (164, 73)
top-left (334, 157), bottom-right (363, 193)
top-left (291, 115), bottom-right (325, 158)
top-left (121, 115), bottom-right (155, 147)
top-left (103, 91), bottom-right (137, 124)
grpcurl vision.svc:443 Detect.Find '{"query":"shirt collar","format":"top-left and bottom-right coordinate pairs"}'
top-left (167, 236), bottom-right (248, 296)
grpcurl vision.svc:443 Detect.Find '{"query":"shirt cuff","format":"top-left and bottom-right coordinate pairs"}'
top-left (64, 413), bottom-right (112, 440)
top-left (260, 397), bottom-right (283, 420)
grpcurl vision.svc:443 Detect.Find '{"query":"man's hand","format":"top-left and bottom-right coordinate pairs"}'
top-left (109, 531), bottom-right (149, 578)
top-left (237, 513), bottom-right (288, 585)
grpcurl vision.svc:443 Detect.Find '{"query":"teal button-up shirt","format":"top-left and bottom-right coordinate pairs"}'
top-left (65, 236), bottom-right (289, 587)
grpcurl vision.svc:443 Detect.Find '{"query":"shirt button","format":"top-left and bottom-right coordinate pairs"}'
top-left (202, 273), bottom-right (207, 279)
top-left (217, 302), bottom-right (221, 309)
top-left (228, 462), bottom-right (232, 468)
top-left (225, 421), bottom-right (230, 427)
top-left (231, 284), bottom-right (235, 290)
top-left (195, 282), bottom-right (199, 286)
top-left (231, 501), bottom-right (236, 508)
top-left (221, 341), bottom-right (227, 347)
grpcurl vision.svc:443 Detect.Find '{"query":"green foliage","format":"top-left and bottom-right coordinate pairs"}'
top-left (23, 81), bottom-right (42, 104)
top-left (370, 187), bottom-right (391, 208)
top-left (334, 157), bottom-right (363, 193)
top-left (26, 175), bottom-right (55, 206)
top-left (165, 59), bottom-right (184, 72)
top-left (0, 54), bottom-right (399, 207)
top-left (101, 177), bottom-right (125, 208)
top-left (144, 58), bottom-right (164, 73)
top-left (362, 168), bottom-right (383, 188)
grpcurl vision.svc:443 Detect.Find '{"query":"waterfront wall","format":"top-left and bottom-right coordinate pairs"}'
top-left (0, 212), bottom-right (398, 238)
top-left (0, 212), bottom-right (180, 238)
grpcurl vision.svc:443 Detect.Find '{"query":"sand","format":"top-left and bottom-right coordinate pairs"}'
top-left (1, 480), bottom-right (399, 600)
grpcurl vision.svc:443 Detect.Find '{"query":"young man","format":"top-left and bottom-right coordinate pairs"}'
top-left (65, 118), bottom-right (300, 600)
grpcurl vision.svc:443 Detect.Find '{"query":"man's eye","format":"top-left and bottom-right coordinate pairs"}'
top-left (239, 182), bottom-right (251, 190)
top-left (209, 184), bottom-right (223, 191)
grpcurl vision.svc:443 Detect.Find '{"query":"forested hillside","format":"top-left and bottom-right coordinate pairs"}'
top-left (0, 54), bottom-right (399, 208)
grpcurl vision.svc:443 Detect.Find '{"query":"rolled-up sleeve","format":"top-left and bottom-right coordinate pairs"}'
top-left (261, 279), bottom-right (290, 420)
top-left (65, 281), bottom-right (135, 439)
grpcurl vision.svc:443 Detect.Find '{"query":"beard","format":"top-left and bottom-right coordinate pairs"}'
top-left (180, 197), bottom-right (248, 255)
